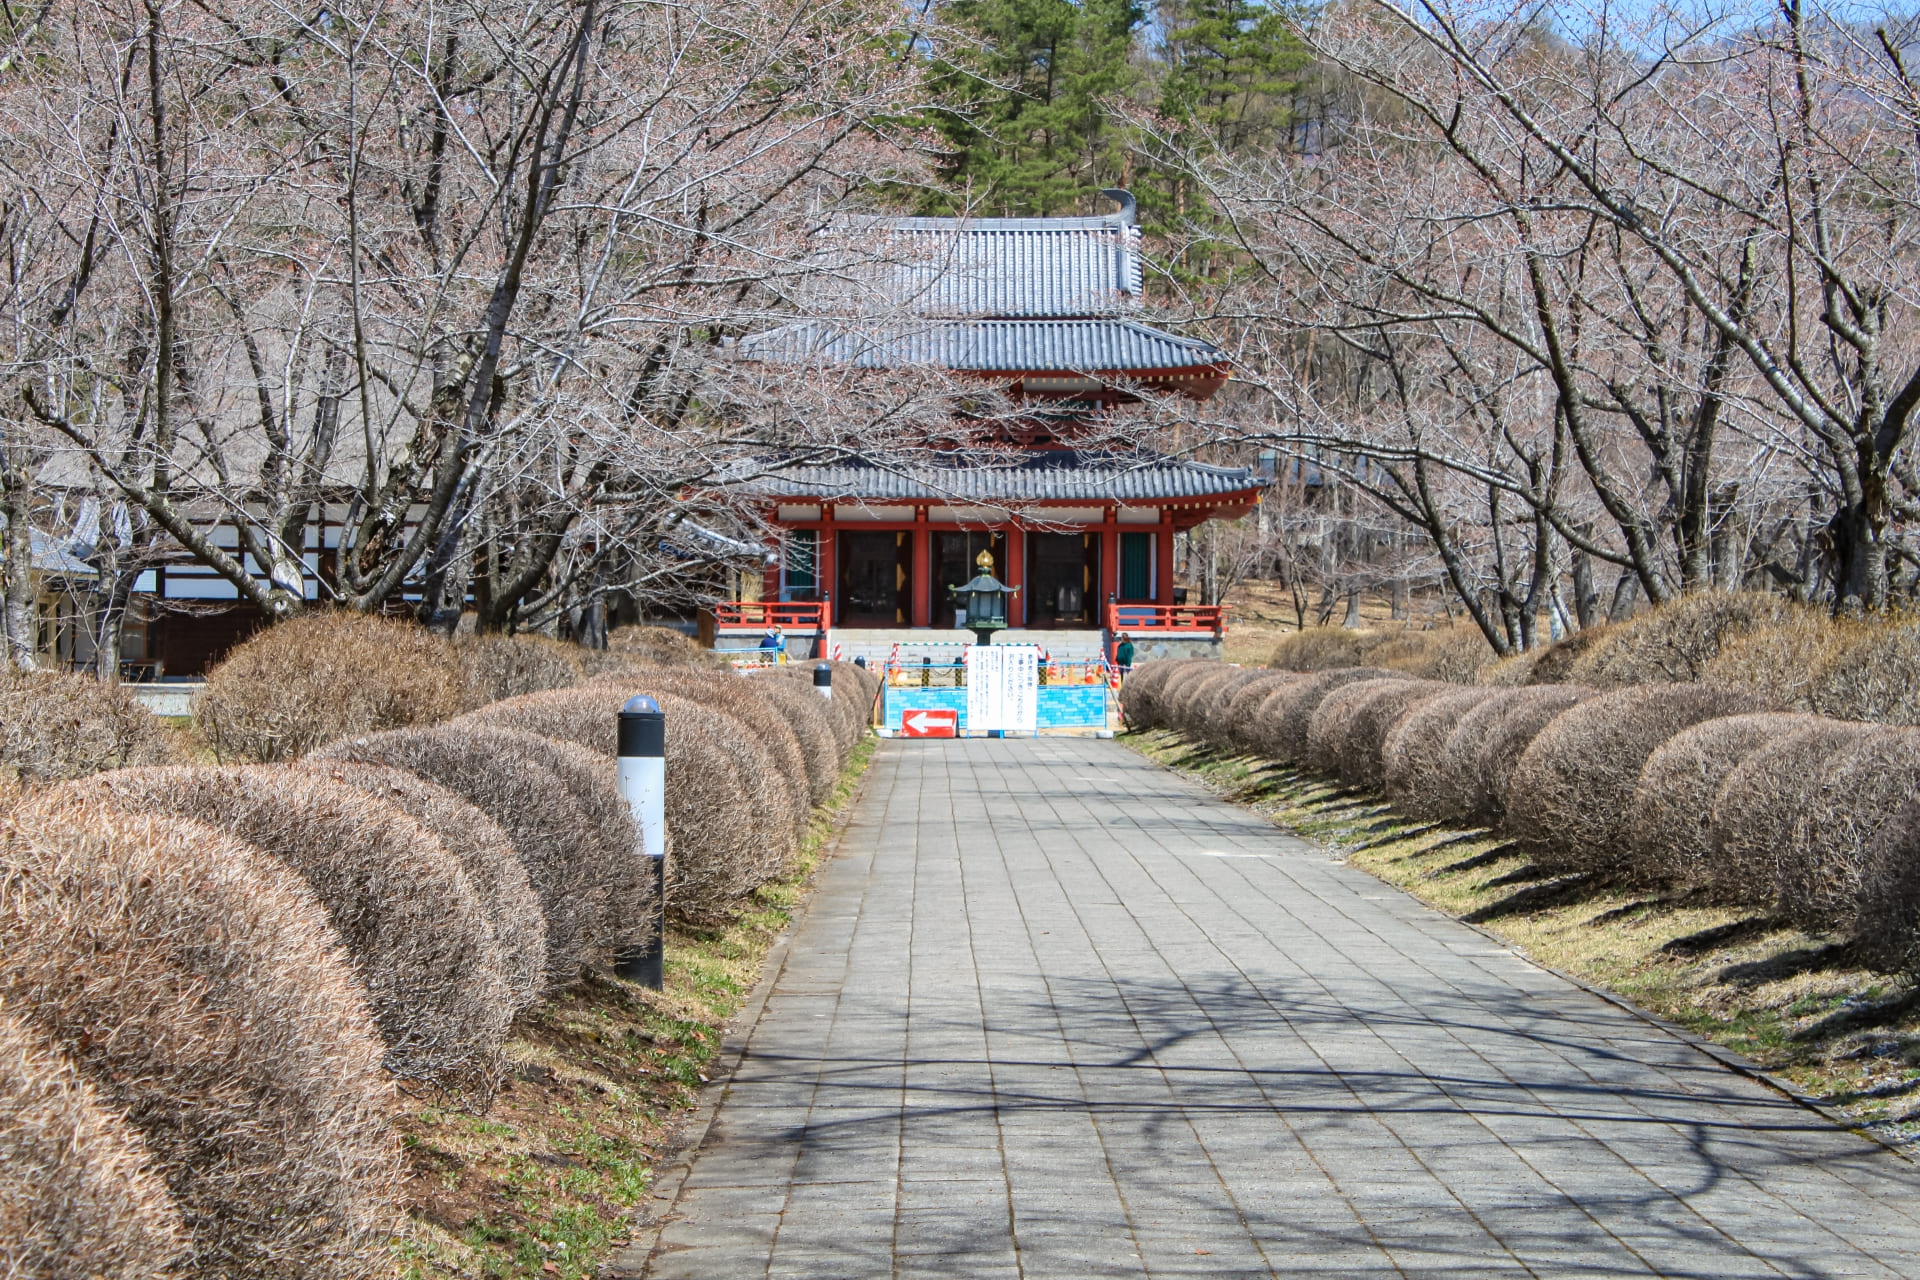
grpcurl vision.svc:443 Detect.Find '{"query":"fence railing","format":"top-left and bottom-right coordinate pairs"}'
top-left (1105, 603), bottom-right (1225, 635)
top-left (712, 601), bottom-right (827, 630)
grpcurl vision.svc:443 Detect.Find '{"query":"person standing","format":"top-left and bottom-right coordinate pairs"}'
top-left (1114, 632), bottom-right (1135, 674)
top-left (760, 624), bottom-right (786, 658)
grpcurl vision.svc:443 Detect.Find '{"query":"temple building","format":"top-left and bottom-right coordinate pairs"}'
top-left (714, 192), bottom-right (1262, 663)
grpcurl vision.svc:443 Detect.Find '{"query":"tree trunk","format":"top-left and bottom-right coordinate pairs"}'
top-left (1341, 587), bottom-right (1361, 629)
top-left (1570, 547), bottom-right (1597, 629)
top-left (2, 477), bottom-right (36, 672)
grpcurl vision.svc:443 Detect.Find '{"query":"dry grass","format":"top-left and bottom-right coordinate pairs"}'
top-left (0, 794), bottom-right (400, 1279)
top-left (300, 760), bottom-right (549, 1014)
top-left (1705, 721), bottom-right (1878, 907)
top-left (70, 766), bottom-right (515, 1087)
top-left (455, 634), bottom-right (585, 710)
top-left (1623, 714), bottom-right (1822, 888)
top-left (0, 1007), bottom-right (188, 1279)
top-left (0, 670), bottom-right (180, 781)
top-left (314, 726), bottom-right (610, 990)
top-left (1507, 685), bottom-right (1759, 874)
top-left (1381, 687), bottom-right (1502, 820)
top-left (196, 611), bottom-right (464, 762)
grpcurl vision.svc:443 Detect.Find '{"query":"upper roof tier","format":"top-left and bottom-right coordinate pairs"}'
top-left (871, 209), bottom-right (1143, 319)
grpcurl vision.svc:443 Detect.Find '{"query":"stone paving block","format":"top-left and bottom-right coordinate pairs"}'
top-left (626, 738), bottom-right (1920, 1278)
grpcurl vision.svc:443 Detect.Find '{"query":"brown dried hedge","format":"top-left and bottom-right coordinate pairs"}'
top-left (606, 624), bottom-right (721, 666)
top-left (1809, 625), bottom-right (1920, 725)
top-left (313, 726), bottom-right (609, 987)
top-left (0, 671), bottom-right (181, 782)
top-left (1252, 667), bottom-right (1396, 765)
top-left (70, 767), bottom-right (513, 1085)
top-left (1703, 720), bottom-right (1877, 907)
top-left (1267, 628), bottom-right (1395, 672)
top-left (0, 795), bottom-right (400, 1278)
top-left (1702, 609), bottom-right (1860, 711)
top-left (447, 687), bottom-right (780, 919)
top-left (454, 633), bottom-right (584, 709)
top-left (1562, 592), bottom-right (1795, 688)
top-left (299, 760), bottom-right (547, 1013)
top-left (1382, 686), bottom-right (1502, 819)
top-left (1306, 678), bottom-right (1412, 778)
top-left (1775, 731), bottom-right (1920, 932)
top-left (1437, 686), bottom-right (1594, 827)
top-left (1852, 795), bottom-right (1920, 971)
top-left (1372, 628), bottom-right (1496, 683)
top-left (767, 661), bottom-right (871, 753)
top-left (747, 673), bottom-right (844, 802)
top-left (1623, 714), bottom-right (1822, 888)
top-left (1507, 684), bottom-right (1757, 874)
top-left (1175, 667), bottom-right (1259, 742)
top-left (1218, 673), bottom-right (1304, 754)
top-left (1119, 660), bottom-right (1203, 729)
top-left (1333, 680), bottom-right (1451, 792)
top-left (0, 1008), bottom-right (187, 1279)
top-left (195, 611), bottom-right (464, 762)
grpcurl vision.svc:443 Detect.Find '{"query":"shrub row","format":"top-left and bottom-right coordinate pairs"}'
top-left (1126, 651), bottom-right (1920, 975)
top-left (0, 615), bottom-right (875, 1276)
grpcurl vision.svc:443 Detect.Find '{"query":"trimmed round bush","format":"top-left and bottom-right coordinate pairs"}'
top-left (1143, 662), bottom-right (1225, 735)
top-left (455, 633), bottom-right (584, 709)
top-left (1703, 610), bottom-right (1858, 711)
top-left (441, 687), bottom-right (782, 919)
top-left (1119, 660), bottom-right (1199, 729)
top-left (1563, 592), bottom-right (1794, 688)
top-left (69, 766), bottom-right (513, 1085)
top-left (1507, 685), bottom-right (1758, 874)
top-left (0, 795), bottom-right (400, 1278)
top-left (195, 611), bottom-right (463, 762)
top-left (1175, 667), bottom-right (1260, 742)
top-left (1809, 625), bottom-right (1920, 725)
top-left (1253, 667), bottom-right (1396, 765)
top-left (313, 726), bottom-right (610, 987)
top-left (0, 671), bottom-right (181, 782)
top-left (1517, 625), bottom-right (1610, 687)
top-left (748, 674), bottom-right (844, 802)
top-left (1372, 627), bottom-right (1496, 683)
top-left (500, 733), bottom-right (650, 958)
top-left (299, 760), bottom-right (548, 1013)
top-left (1776, 731), bottom-right (1920, 932)
top-left (1438, 685), bottom-right (1595, 827)
top-left (1218, 673), bottom-right (1303, 754)
top-left (1306, 678), bottom-right (1412, 777)
top-left (1704, 721), bottom-right (1877, 906)
top-left (1852, 795), bottom-right (1920, 971)
top-left (1382, 686), bottom-right (1502, 819)
top-left (606, 625), bottom-right (720, 665)
top-left (1334, 679), bottom-right (1451, 792)
top-left (0, 1008), bottom-right (187, 1279)
top-left (1267, 628), bottom-right (1395, 671)
top-left (1623, 714), bottom-right (1822, 887)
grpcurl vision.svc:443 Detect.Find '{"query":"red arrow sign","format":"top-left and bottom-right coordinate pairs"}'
top-left (900, 708), bottom-right (957, 738)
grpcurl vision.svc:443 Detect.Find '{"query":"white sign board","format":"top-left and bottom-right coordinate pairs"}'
top-left (965, 645), bottom-right (1038, 734)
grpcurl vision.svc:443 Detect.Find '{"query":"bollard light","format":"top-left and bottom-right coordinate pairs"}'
top-left (813, 661), bottom-right (834, 700)
top-left (615, 695), bottom-right (666, 989)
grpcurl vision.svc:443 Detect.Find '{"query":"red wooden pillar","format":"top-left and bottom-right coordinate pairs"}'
top-left (1100, 508), bottom-right (1120, 617)
top-left (912, 507), bottom-right (931, 628)
top-left (820, 511), bottom-right (838, 625)
top-left (1156, 509), bottom-right (1176, 605)
top-left (1005, 526), bottom-right (1026, 628)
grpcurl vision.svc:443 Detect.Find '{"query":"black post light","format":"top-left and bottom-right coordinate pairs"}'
top-left (951, 549), bottom-right (1019, 648)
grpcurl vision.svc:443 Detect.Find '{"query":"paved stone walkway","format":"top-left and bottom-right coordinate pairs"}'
top-left (633, 738), bottom-right (1920, 1278)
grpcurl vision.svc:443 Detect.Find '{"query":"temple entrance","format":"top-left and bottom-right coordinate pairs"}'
top-left (839, 531), bottom-right (911, 625)
top-left (1026, 532), bottom-right (1100, 628)
top-left (935, 530), bottom-right (1007, 629)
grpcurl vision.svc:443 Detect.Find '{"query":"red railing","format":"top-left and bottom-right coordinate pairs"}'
top-left (712, 601), bottom-right (827, 630)
top-left (1106, 602), bottom-right (1225, 635)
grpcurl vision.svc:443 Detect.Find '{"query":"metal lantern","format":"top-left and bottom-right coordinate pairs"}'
top-left (951, 549), bottom-right (1019, 648)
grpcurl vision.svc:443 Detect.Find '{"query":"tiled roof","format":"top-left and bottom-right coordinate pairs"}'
top-left (732, 318), bottom-right (1227, 374)
top-left (874, 215), bottom-right (1143, 318)
top-left (730, 450), bottom-right (1260, 503)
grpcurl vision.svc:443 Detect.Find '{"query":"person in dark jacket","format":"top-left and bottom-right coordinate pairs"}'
top-left (1114, 633), bottom-right (1135, 673)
